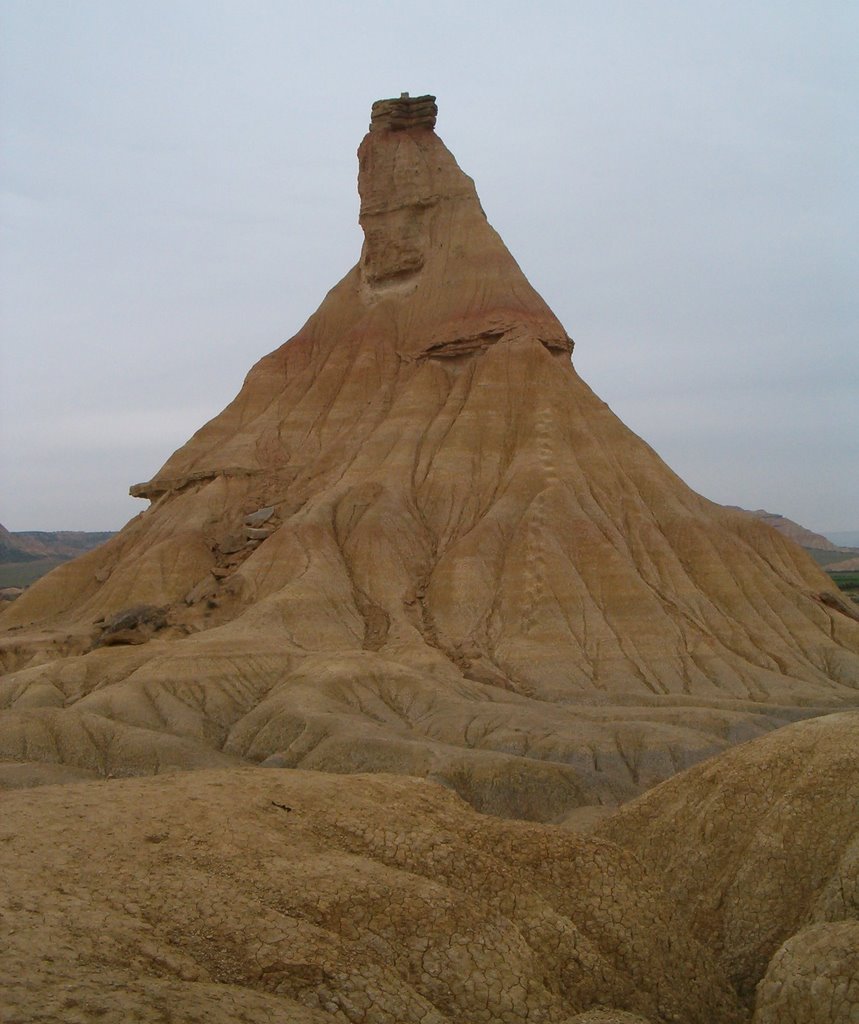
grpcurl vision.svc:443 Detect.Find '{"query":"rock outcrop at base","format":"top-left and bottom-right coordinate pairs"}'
top-left (753, 922), bottom-right (859, 1024)
top-left (596, 711), bottom-right (859, 1014)
top-left (1, 96), bottom-right (858, 815)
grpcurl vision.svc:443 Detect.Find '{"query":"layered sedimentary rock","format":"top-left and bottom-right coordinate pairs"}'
top-left (1, 95), bottom-right (858, 816)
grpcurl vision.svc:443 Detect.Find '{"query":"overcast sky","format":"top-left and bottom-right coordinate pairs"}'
top-left (1, 1), bottom-right (856, 534)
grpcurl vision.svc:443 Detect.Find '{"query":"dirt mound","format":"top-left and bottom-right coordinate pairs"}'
top-left (596, 711), bottom-right (859, 1011)
top-left (752, 921), bottom-right (859, 1023)
top-left (0, 768), bottom-right (742, 1024)
top-left (3, 703), bottom-right (855, 1022)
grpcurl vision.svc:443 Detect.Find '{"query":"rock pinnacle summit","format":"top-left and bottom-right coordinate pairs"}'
top-left (368, 92), bottom-right (438, 131)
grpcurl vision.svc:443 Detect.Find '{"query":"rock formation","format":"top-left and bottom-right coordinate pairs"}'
top-left (1, 95), bottom-right (858, 817)
top-left (596, 711), bottom-right (859, 1019)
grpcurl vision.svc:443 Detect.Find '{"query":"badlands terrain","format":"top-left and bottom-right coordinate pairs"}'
top-left (1, 95), bottom-right (858, 1021)
top-left (2, 712), bottom-right (857, 1023)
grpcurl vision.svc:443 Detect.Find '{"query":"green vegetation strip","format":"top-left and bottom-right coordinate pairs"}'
top-left (830, 572), bottom-right (859, 601)
top-left (0, 558), bottom-right (67, 589)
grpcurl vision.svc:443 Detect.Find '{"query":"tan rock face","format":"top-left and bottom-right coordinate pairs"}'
top-left (1, 96), bottom-right (858, 815)
top-left (596, 711), bottom-right (859, 1013)
top-left (752, 922), bottom-right (859, 1024)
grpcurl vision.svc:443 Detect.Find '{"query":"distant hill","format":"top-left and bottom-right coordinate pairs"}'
top-left (726, 507), bottom-right (842, 551)
top-left (0, 525), bottom-right (116, 562)
top-left (0, 524), bottom-right (40, 564)
top-left (827, 531), bottom-right (859, 548)
top-left (0, 524), bottom-right (115, 591)
top-left (731, 508), bottom-right (859, 579)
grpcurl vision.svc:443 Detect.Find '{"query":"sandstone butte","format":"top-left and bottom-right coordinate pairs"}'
top-left (1, 94), bottom-right (859, 816)
top-left (2, 93), bottom-right (859, 1024)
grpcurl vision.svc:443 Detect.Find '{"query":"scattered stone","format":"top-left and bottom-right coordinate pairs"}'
top-left (97, 605), bottom-right (168, 646)
top-left (219, 535), bottom-right (246, 555)
top-left (244, 506), bottom-right (275, 526)
top-left (184, 577), bottom-right (217, 606)
top-left (244, 526), bottom-right (274, 541)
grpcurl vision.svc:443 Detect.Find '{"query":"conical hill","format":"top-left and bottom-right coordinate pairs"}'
top-left (2, 96), bottom-right (858, 818)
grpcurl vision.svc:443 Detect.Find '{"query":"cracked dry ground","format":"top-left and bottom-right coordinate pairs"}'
top-left (3, 711), bottom-right (858, 1024)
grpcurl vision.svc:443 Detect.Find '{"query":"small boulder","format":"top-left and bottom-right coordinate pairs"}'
top-left (184, 577), bottom-right (218, 606)
top-left (245, 526), bottom-right (275, 541)
top-left (219, 534), bottom-right (246, 555)
top-left (97, 605), bottom-right (168, 646)
top-left (245, 506), bottom-right (275, 527)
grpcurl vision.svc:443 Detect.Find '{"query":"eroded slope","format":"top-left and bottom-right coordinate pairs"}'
top-left (0, 768), bottom-right (742, 1024)
top-left (596, 710), bottom-right (859, 1018)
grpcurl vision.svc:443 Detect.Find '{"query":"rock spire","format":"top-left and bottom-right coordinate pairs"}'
top-left (1, 98), bottom-right (858, 818)
top-left (369, 92), bottom-right (438, 132)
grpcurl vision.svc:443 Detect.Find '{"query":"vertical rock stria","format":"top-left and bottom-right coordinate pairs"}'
top-left (1, 95), bottom-right (858, 818)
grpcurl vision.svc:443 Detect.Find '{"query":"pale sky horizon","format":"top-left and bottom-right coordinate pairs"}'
top-left (1, 1), bottom-right (857, 535)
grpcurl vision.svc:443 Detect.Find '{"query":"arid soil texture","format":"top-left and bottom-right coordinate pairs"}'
top-left (2, 712), bottom-right (857, 1023)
